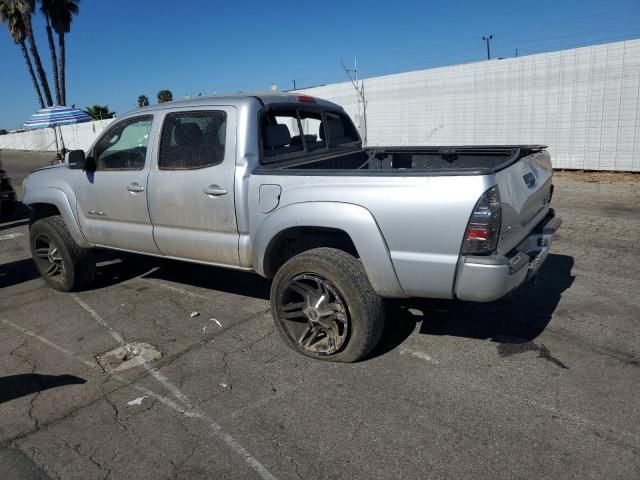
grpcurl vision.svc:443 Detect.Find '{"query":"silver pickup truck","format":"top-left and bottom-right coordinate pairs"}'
top-left (23, 93), bottom-right (561, 362)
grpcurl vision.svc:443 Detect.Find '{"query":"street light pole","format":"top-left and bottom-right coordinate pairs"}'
top-left (482, 34), bottom-right (493, 60)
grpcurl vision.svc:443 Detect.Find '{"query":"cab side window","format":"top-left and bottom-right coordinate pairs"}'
top-left (260, 108), bottom-right (360, 163)
top-left (93, 116), bottom-right (153, 170)
top-left (322, 112), bottom-right (360, 147)
top-left (159, 111), bottom-right (227, 170)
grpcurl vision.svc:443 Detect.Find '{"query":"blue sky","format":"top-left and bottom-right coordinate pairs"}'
top-left (1, 0), bottom-right (639, 129)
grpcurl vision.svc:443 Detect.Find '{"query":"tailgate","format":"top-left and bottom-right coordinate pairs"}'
top-left (495, 149), bottom-right (553, 255)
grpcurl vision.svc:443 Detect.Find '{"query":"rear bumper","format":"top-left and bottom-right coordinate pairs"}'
top-left (454, 209), bottom-right (561, 302)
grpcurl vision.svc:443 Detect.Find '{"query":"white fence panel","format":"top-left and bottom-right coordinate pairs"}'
top-left (300, 39), bottom-right (640, 171)
top-left (0, 119), bottom-right (113, 152)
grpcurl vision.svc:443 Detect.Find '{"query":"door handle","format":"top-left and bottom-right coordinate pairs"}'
top-left (88, 209), bottom-right (106, 216)
top-left (127, 183), bottom-right (145, 193)
top-left (203, 186), bottom-right (228, 196)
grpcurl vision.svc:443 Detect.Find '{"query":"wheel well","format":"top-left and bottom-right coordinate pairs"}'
top-left (30, 203), bottom-right (61, 224)
top-left (264, 227), bottom-right (358, 278)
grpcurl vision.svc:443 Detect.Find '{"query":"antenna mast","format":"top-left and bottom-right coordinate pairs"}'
top-left (341, 57), bottom-right (368, 146)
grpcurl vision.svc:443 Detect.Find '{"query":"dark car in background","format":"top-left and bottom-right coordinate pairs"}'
top-left (0, 156), bottom-right (18, 220)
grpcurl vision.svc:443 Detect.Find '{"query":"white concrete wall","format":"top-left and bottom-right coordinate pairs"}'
top-left (299, 39), bottom-right (640, 171)
top-left (0, 119), bottom-right (113, 152)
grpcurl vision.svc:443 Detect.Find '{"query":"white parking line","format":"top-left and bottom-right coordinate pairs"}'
top-left (0, 232), bottom-right (24, 241)
top-left (399, 347), bottom-right (440, 364)
top-left (69, 294), bottom-right (277, 480)
top-left (0, 318), bottom-right (97, 370)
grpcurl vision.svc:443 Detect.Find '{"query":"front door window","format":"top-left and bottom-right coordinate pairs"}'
top-left (93, 116), bottom-right (153, 170)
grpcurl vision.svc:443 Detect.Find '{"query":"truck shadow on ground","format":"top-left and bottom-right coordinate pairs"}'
top-left (0, 202), bottom-right (30, 231)
top-left (0, 373), bottom-right (86, 404)
top-left (371, 254), bottom-right (575, 358)
top-left (0, 254), bottom-right (164, 290)
top-left (0, 258), bottom-right (40, 289)
top-left (138, 257), bottom-right (272, 300)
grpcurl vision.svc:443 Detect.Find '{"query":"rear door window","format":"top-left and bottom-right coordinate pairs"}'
top-left (159, 111), bottom-right (227, 170)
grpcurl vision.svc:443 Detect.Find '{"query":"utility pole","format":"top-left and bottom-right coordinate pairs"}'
top-left (292, 80), bottom-right (296, 90)
top-left (482, 34), bottom-right (493, 60)
top-left (515, 48), bottom-right (518, 57)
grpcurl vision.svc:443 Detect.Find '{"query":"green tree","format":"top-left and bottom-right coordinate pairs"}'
top-left (0, 0), bottom-right (45, 107)
top-left (157, 89), bottom-right (173, 103)
top-left (15, 0), bottom-right (53, 106)
top-left (137, 94), bottom-right (149, 108)
top-left (40, 0), bottom-right (79, 106)
top-left (84, 105), bottom-right (115, 120)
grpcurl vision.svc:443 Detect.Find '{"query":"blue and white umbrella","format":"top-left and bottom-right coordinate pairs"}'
top-left (24, 106), bottom-right (91, 129)
top-left (24, 106), bottom-right (92, 153)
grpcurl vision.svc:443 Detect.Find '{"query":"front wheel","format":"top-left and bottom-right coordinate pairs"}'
top-left (270, 247), bottom-right (385, 362)
top-left (30, 215), bottom-right (95, 291)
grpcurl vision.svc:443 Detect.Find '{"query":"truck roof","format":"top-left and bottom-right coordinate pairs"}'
top-left (132, 92), bottom-right (342, 115)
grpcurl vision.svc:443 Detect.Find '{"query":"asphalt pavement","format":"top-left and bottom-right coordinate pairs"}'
top-left (0, 150), bottom-right (639, 480)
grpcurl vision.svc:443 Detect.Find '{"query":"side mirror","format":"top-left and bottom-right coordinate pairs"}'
top-left (66, 150), bottom-right (86, 169)
top-left (66, 150), bottom-right (97, 172)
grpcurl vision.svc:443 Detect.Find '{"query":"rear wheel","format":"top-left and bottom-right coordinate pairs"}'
top-left (271, 247), bottom-right (385, 362)
top-left (30, 215), bottom-right (95, 291)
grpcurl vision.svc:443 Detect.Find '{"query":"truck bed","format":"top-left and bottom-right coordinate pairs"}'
top-left (256, 145), bottom-right (548, 176)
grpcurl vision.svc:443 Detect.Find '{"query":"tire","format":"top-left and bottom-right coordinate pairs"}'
top-left (29, 215), bottom-right (95, 291)
top-left (270, 247), bottom-right (385, 362)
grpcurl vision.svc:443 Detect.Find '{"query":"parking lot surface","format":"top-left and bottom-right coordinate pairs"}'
top-left (1, 150), bottom-right (639, 480)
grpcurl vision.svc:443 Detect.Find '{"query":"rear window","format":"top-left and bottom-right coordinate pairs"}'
top-left (261, 108), bottom-right (360, 163)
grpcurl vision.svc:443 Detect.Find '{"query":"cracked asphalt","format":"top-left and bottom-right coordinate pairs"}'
top-left (1, 151), bottom-right (639, 480)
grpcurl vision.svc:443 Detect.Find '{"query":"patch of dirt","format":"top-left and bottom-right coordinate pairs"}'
top-left (554, 170), bottom-right (640, 184)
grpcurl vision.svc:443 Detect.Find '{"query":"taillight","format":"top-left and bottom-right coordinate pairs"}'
top-left (461, 186), bottom-right (502, 255)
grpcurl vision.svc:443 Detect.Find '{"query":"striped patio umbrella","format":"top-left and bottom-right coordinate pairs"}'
top-left (23, 106), bottom-right (92, 153)
top-left (24, 106), bottom-right (91, 129)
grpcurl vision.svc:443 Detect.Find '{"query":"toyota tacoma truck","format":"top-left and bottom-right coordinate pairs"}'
top-left (23, 93), bottom-right (561, 362)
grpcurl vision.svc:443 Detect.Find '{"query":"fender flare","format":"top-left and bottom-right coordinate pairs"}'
top-left (253, 201), bottom-right (406, 298)
top-left (24, 187), bottom-right (90, 248)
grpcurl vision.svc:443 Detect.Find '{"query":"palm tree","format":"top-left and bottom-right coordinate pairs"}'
top-left (84, 105), bottom-right (115, 120)
top-left (157, 90), bottom-right (173, 103)
top-left (15, 0), bottom-right (53, 106)
top-left (39, 0), bottom-right (62, 104)
top-left (137, 95), bottom-right (149, 108)
top-left (44, 0), bottom-right (79, 106)
top-left (0, 0), bottom-right (45, 107)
